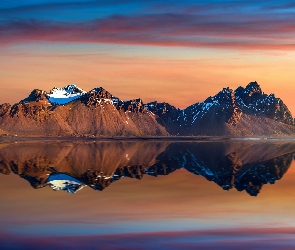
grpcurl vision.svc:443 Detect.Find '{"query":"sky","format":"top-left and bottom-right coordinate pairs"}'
top-left (1, 0), bottom-right (295, 114)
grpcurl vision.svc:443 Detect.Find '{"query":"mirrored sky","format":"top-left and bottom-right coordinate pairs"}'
top-left (1, 162), bottom-right (295, 249)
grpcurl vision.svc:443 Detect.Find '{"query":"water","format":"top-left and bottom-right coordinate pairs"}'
top-left (1, 139), bottom-right (295, 249)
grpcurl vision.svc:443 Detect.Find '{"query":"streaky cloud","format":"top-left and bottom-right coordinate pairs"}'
top-left (1, 13), bottom-right (295, 51)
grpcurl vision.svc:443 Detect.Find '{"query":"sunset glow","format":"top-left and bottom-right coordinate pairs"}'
top-left (0, 1), bottom-right (295, 114)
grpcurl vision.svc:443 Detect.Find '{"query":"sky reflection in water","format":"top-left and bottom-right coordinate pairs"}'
top-left (1, 139), bottom-right (295, 249)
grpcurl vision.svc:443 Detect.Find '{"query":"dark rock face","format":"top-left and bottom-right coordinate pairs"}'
top-left (145, 101), bottom-right (182, 135)
top-left (21, 89), bottom-right (49, 104)
top-left (122, 99), bottom-right (145, 112)
top-left (0, 103), bottom-right (11, 117)
top-left (182, 88), bottom-right (243, 135)
top-left (82, 87), bottom-right (116, 107)
top-left (145, 82), bottom-right (294, 136)
top-left (0, 82), bottom-right (294, 137)
top-left (235, 82), bottom-right (293, 125)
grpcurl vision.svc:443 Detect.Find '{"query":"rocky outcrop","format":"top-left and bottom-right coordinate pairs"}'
top-left (235, 81), bottom-right (293, 125)
top-left (21, 89), bottom-right (49, 104)
top-left (82, 87), bottom-right (117, 107)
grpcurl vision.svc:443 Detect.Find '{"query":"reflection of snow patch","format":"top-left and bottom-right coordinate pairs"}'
top-left (47, 173), bottom-right (85, 193)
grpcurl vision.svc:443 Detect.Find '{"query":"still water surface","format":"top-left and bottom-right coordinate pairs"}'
top-left (1, 139), bottom-right (295, 249)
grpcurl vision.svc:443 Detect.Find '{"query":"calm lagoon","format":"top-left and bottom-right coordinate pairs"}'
top-left (1, 139), bottom-right (295, 249)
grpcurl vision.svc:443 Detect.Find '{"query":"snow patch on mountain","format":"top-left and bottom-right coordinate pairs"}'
top-left (47, 84), bottom-right (86, 105)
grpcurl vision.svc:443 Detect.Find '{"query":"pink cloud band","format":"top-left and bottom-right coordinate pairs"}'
top-left (1, 14), bottom-right (295, 50)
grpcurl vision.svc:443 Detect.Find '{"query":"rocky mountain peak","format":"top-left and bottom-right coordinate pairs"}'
top-left (234, 82), bottom-right (293, 125)
top-left (234, 81), bottom-right (262, 106)
top-left (122, 98), bottom-right (145, 112)
top-left (82, 87), bottom-right (119, 107)
top-left (21, 89), bottom-right (49, 104)
top-left (244, 81), bottom-right (262, 95)
top-left (209, 87), bottom-right (236, 106)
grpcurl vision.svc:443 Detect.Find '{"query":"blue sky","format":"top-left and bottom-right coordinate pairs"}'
top-left (1, 0), bottom-right (295, 49)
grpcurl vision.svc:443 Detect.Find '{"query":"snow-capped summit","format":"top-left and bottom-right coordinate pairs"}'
top-left (47, 84), bottom-right (86, 105)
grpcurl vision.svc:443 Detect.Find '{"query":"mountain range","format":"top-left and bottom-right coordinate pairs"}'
top-left (0, 81), bottom-right (294, 137)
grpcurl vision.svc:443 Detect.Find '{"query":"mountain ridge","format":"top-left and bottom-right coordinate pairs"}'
top-left (0, 82), bottom-right (294, 137)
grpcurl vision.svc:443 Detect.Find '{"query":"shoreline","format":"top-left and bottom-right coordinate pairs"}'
top-left (1, 135), bottom-right (295, 143)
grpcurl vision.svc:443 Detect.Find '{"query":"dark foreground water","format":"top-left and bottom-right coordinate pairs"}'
top-left (1, 139), bottom-right (295, 249)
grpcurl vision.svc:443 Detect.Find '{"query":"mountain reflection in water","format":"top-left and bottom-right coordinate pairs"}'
top-left (0, 140), bottom-right (294, 196)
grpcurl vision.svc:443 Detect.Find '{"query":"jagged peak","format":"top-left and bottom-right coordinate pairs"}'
top-left (244, 81), bottom-right (262, 94)
top-left (87, 87), bottom-right (118, 99)
top-left (83, 87), bottom-right (121, 107)
top-left (20, 89), bottom-right (49, 104)
top-left (122, 98), bottom-right (145, 112)
top-left (221, 87), bottom-right (233, 94)
top-left (86, 87), bottom-right (118, 100)
top-left (89, 87), bottom-right (105, 93)
top-left (206, 87), bottom-right (235, 104)
top-left (268, 93), bottom-right (277, 99)
top-left (129, 98), bottom-right (143, 104)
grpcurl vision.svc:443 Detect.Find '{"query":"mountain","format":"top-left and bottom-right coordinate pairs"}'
top-left (149, 81), bottom-right (295, 136)
top-left (0, 82), bottom-right (294, 137)
top-left (0, 85), bottom-right (168, 137)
